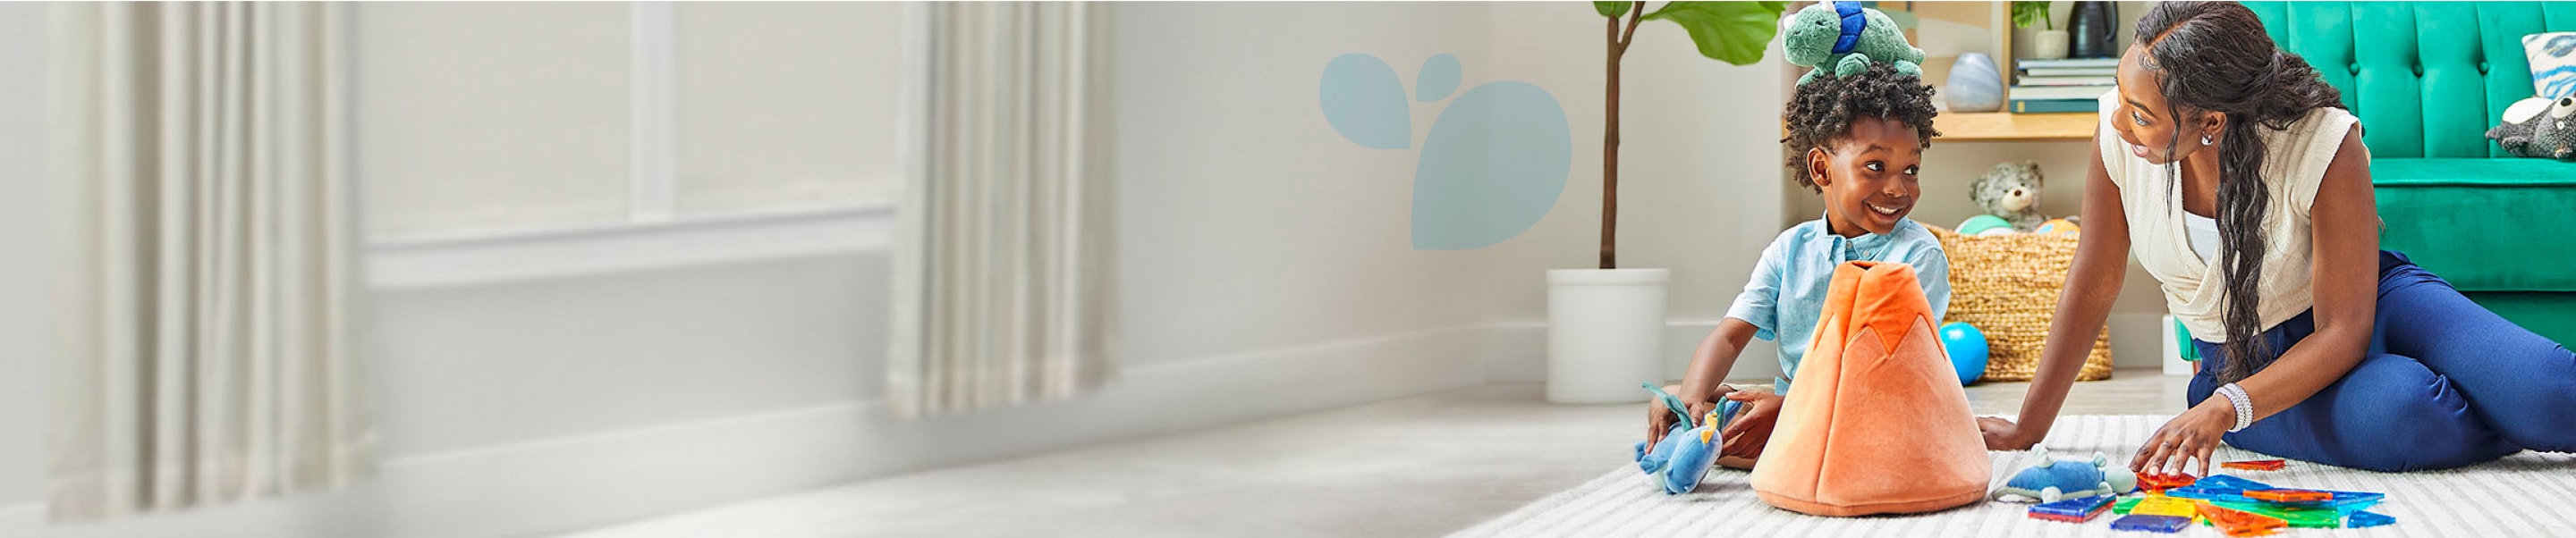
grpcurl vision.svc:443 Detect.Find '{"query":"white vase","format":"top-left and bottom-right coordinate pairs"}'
top-left (2031, 30), bottom-right (2071, 60)
top-left (1545, 268), bottom-right (1669, 404)
top-left (1945, 53), bottom-right (2005, 113)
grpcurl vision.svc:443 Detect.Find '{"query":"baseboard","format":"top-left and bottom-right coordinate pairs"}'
top-left (1480, 320), bottom-right (1784, 384)
top-left (0, 325), bottom-right (1487, 538)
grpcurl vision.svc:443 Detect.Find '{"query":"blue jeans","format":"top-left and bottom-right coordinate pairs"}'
top-left (2186, 250), bottom-right (2576, 471)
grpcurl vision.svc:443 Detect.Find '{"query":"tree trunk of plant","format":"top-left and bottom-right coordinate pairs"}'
top-left (1602, 2), bottom-right (1642, 270)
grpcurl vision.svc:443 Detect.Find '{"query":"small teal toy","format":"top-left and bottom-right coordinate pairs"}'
top-left (1937, 322), bottom-right (1989, 385)
top-left (1782, 1), bottom-right (1927, 86)
top-left (1955, 214), bottom-right (2014, 236)
top-left (1633, 382), bottom-right (1745, 495)
top-left (1992, 447), bottom-right (2140, 502)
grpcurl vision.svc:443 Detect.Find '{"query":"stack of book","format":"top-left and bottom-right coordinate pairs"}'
top-left (2009, 58), bottom-right (2116, 113)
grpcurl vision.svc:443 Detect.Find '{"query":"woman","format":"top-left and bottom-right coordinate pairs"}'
top-left (1978, 2), bottom-right (2576, 474)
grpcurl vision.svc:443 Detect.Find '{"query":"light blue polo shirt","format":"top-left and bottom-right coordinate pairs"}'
top-left (1724, 215), bottom-right (1951, 394)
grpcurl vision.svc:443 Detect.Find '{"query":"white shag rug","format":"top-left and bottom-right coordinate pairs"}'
top-left (1453, 416), bottom-right (2576, 537)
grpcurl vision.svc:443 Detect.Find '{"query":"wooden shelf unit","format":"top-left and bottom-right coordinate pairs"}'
top-left (1933, 112), bottom-right (2096, 142)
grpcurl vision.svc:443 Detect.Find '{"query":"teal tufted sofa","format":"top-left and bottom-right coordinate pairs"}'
top-left (2241, 2), bottom-right (2576, 345)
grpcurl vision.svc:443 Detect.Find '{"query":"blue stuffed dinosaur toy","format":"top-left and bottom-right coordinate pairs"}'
top-left (1782, 0), bottom-right (1927, 86)
top-left (1632, 382), bottom-right (1745, 495)
top-left (1991, 447), bottom-right (2140, 503)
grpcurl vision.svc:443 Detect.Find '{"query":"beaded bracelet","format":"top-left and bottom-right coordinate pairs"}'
top-left (2216, 382), bottom-right (2254, 433)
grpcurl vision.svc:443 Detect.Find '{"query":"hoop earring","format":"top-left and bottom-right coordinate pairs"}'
top-left (2202, 135), bottom-right (2216, 146)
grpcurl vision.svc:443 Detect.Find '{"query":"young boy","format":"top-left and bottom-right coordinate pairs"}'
top-left (1645, 63), bottom-right (1952, 469)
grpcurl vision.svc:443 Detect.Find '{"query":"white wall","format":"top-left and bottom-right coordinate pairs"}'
top-left (1118, 2), bottom-right (1496, 366)
top-left (0, 0), bottom-right (48, 517)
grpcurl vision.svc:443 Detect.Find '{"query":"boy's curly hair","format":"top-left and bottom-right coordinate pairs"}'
top-left (1779, 63), bottom-right (1941, 193)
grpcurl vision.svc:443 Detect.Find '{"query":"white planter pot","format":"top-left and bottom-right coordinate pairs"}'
top-left (1545, 268), bottom-right (1669, 404)
top-left (2031, 30), bottom-right (2071, 60)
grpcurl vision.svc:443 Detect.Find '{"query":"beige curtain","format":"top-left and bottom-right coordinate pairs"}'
top-left (889, 2), bottom-right (1118, 417)
top-left (48, 2), bottom-right (372, 521)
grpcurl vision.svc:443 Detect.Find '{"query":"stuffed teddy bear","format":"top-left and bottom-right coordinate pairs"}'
top-left (1783, 1), bottom-right (1926, 86)
top-left (1991, 447), bottom-right (2140, 503)
top-left (1633, 383), bottom-right (1744, 495)
top-left (1961, 161), bottom-right (2048, 234)
top-left (2488, 96), bottom-right (2576, 160)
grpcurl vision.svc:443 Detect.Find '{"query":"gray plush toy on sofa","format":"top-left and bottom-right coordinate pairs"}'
top-left (2487, 96), bottom-right (2576, 160)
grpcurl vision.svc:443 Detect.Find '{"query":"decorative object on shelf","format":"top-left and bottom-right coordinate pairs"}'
top-left (2067, 1), bottom-right (2119, 59)
top-left (1945, 52), bottom-right (2004, 113)
top-left (2012, 1), bottom-right (2067, 60)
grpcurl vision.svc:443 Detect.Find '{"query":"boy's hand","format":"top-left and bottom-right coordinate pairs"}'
top-left (1979, 416), bottom-right (2040, 450)
top-left (1717, 391), bottom-right (1785, 459)
top-left (1646, 399), bottom-right (1678, 447)
top-left (1644, 387), bottom-right (1719, 447)
top-left (1646, 384), bottom-right (1737, 447)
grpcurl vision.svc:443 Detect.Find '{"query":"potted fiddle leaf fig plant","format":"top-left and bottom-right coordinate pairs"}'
top-left (1550, 1), bottom-right (1786, 404)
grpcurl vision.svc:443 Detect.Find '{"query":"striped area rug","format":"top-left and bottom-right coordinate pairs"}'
top-left (1453, 416), bottom-right (2576, 537)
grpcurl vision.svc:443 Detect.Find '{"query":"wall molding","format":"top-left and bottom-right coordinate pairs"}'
top-left (367, 204), bottom-right (894, 290)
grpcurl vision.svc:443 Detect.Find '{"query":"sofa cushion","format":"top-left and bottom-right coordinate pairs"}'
top-left (2373, 158), bottom-right (2576, 293)
top-left (2523, 32), bottom-right (2576, 99)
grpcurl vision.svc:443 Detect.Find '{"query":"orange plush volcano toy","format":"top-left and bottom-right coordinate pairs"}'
top-left (1749, 261), bottom-right (1990, 517)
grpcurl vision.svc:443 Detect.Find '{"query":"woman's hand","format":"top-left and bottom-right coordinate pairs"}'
top-left (1979, 416), bottom-right (2041, 450)
top-left (2131, 399), bottom-right (2236, 476)
top-left (1717, 391), bottom-right (1785, 459)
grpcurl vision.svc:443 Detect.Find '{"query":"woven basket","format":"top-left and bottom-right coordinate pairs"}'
top-left (1928, 225), bottom-right (2114, 382)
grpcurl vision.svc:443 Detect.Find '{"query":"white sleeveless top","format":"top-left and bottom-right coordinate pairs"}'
top-left (2093, 91), bottom-right (2364, 342)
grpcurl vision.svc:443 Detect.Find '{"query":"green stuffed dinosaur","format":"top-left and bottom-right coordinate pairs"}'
top-left (1783, 1), bottom-right (1925, 86)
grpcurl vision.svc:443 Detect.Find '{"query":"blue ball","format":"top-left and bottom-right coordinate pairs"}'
top-left (1938, 322), bottom-right (1990, 385)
